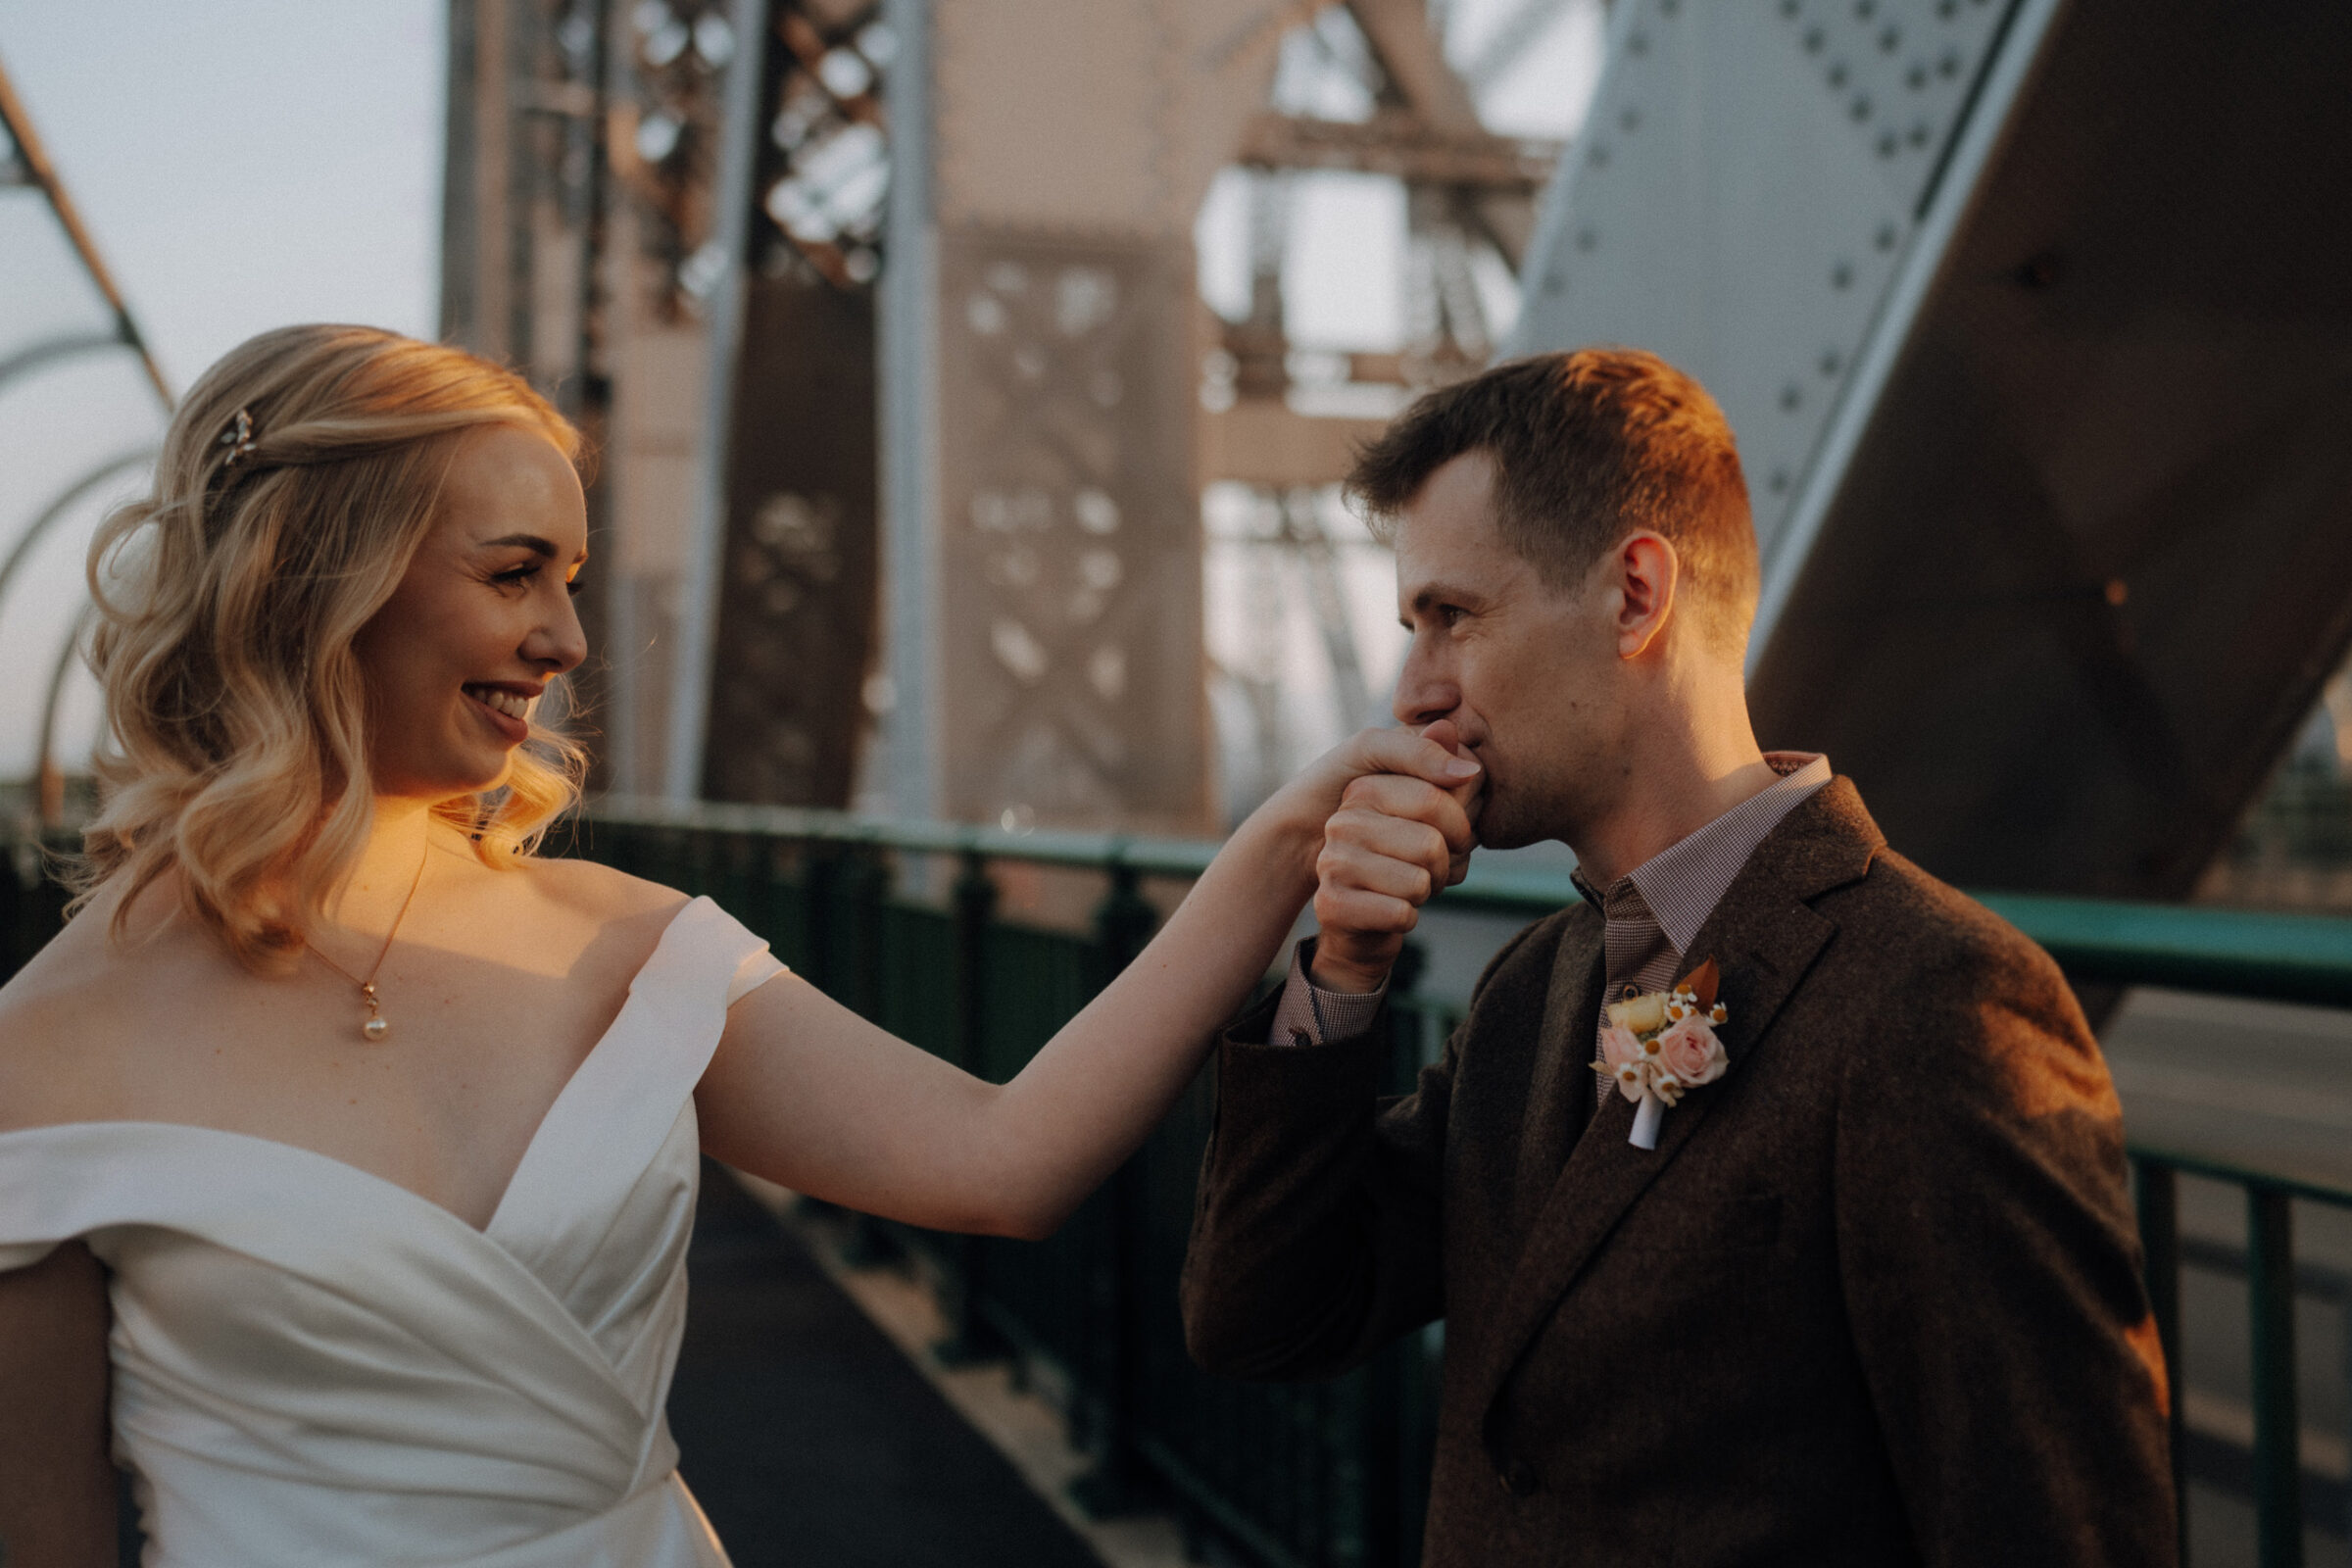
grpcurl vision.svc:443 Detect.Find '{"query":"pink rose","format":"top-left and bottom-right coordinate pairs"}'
top-left (1655, 1018), bottom-right (1725, 1086)
top-left (1599, 1023), bottom-right (1644, 1070)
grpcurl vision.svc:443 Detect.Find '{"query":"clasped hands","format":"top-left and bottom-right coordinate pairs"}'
top-left (1304, 719), bottom-right (1484, 996)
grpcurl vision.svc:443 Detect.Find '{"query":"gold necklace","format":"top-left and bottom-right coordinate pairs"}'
top-left (306, 840), bottom-right (429, 1043)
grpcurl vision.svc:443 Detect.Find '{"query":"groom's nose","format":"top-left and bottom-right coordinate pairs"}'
top-left (1394, 647), bottom-right (1459, 728)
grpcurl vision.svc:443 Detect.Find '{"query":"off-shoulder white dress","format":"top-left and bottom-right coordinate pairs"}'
top-left (0, 896), bottom-right (784, 1567)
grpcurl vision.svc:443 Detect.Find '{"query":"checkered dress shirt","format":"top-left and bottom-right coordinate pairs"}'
top-left (1573, 753), bottom-right (1831, 1117)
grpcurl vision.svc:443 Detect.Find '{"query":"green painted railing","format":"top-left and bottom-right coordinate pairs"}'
top-left (589, 798), bottom-right (2352, 1005)
top-left (6, 805), bottom-right (2352, 1566)
top-left (1976, 892), bottom-right (2352, 1010)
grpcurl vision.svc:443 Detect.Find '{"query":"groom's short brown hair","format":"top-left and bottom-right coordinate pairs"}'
top-left (1348, 348), bottom-right (1759, 654)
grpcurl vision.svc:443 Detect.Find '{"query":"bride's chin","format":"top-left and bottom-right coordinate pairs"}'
top-left (420, 751), bottom-right (515, 801)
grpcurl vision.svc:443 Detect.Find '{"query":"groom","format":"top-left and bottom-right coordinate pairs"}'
top-left (1181, 350), bottom-right (2174, 1565)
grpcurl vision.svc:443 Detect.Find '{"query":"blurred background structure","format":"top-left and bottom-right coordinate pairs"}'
top-left (0, 58), bottom-right (171, 828)
top-left (425, 0), bottom-right (2352, 912)
top-left (4, 0), bottom-right (2351, 903)
top-left (434, 0), bottom-right (1586, 834)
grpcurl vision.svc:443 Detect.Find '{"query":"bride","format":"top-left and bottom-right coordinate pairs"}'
top-left (0, 324), bottom-right (1477, 1566)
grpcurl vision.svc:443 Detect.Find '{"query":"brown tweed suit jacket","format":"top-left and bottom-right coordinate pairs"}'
top-left (1182, 779), bottom-right (2175, 1567)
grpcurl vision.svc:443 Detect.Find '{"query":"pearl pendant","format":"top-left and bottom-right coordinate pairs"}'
top-left (361, 982), bottom-right (389, 1043)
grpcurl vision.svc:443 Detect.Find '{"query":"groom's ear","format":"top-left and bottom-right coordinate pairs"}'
top-left (1611, 531), bottom-right (1680, 662)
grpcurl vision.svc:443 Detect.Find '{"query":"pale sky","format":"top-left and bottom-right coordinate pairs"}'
top-left (1, 1), bottom-right (443, 385)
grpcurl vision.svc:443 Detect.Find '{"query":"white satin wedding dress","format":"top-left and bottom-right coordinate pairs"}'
top-left (0, 896), bottom-right (783, 1567)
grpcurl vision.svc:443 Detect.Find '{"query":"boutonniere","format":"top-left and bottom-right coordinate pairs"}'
top-left (1593, 957), bottom-right (1730, 1150)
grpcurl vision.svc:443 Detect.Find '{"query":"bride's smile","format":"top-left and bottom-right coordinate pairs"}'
top-left (463, 683), bottom-right (540, 727)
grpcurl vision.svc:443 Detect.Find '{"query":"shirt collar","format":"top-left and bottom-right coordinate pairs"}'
top-left (1570, 753), bottom-right (1833, 953)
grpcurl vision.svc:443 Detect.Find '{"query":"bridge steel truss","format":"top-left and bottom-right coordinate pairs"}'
top-left (1510, 0), bottom-right (2352, 913)
top-left (0, 53), bottom-right (172, 819)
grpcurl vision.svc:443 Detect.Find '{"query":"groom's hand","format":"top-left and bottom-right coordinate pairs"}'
top-left (1310, 721), bottom-right (1481, 994)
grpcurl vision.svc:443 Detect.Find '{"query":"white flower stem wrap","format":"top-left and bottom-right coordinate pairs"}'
top-left (1630, 1092), bottom-right (1666, 1150)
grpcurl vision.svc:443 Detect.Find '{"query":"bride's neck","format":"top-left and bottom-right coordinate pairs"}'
top-left (330, 798), bottom-right (442, 932)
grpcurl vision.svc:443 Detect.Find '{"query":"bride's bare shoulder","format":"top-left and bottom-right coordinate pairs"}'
top-left (0, 882), bottom-right (169, 1130)
top-left (516, 851), bottom-right (690, 928)
top-left (508, 855), bottom-right (695, 983)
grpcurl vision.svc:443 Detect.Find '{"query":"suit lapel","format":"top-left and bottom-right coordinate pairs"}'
top-left (1467, 779), bottom-right (1885, 1421)
top-left (1507, 914), bottom-right (1605, 1234)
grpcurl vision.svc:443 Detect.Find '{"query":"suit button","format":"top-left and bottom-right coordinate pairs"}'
top-left (1497, 1457), bottom-right (1538, 1496)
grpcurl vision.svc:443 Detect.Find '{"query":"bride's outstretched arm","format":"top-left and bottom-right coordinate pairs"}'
top-left (697, 727), bottom-right (1479, 1239)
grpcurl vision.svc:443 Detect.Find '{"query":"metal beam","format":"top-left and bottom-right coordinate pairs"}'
top-left (876, 0), bottom-right (938, 822)
top-left (0, 54), bottom-right (172, 408)
top-left (1341, 0), bottom-right (1534, 266)
top-left (0, 448), bottom-right (158, 632)
top-left (1199, 401), bottom-right (1388, 487)
top-left (1278, 489), bottom-right (1380, 730)
top-left (0, 329), bottom-right (133, 398)
top-left (1344, 0), bottom-right (1483, 129)
top-left (1462, 0), bottom-right (1581, 96)
top-left (662, 0), bottom-right (776, 803)
top-left (1233, 109), bottom-right (1555, 188)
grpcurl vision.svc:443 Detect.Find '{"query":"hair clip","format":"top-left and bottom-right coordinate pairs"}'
top-left (219, 408), bottom-right (257, 467)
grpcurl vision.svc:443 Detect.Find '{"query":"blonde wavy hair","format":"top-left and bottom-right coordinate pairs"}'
top-left (69, 323), bottom-right (588, 969)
